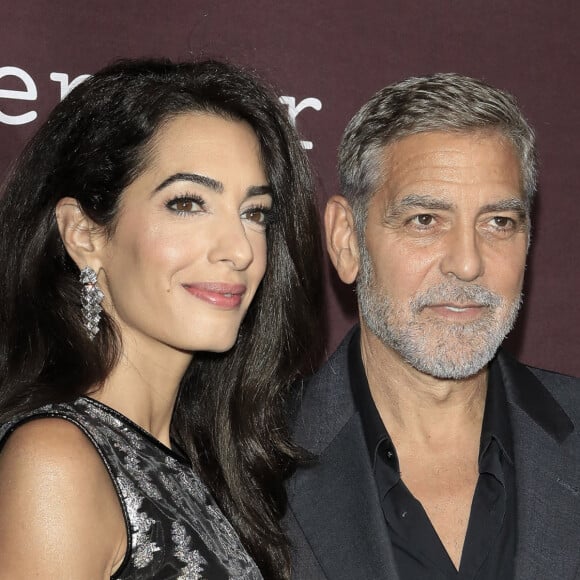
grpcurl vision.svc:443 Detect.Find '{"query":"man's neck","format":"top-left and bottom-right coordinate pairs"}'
top-left (359, 325), bottom-right (488, 446)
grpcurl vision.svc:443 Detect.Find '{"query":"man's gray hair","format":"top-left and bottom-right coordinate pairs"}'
top-left (338, 73), bottom-right (537, 232)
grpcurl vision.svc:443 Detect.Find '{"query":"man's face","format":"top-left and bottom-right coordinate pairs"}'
top-left (357, 131), bottom-right (529, 379)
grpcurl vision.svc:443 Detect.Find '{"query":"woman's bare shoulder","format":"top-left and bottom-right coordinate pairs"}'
top-left (0, 417), bottom-right (127, 579)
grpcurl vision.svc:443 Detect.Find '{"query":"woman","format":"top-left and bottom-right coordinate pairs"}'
top-left (0, 59), bottom-right (322, 579)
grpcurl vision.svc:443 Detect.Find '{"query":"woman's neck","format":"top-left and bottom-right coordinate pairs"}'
top-left (90, 331), bottom-right (192, 448)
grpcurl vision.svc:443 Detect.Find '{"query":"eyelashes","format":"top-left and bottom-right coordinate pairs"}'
top-left (242, 204), bottom-right (275, 227)
top-left (165, 195), bottom-right (205, 216)
top-left (165, 194), bottom-right (274, 227)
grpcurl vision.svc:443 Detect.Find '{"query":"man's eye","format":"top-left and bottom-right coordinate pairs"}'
top-left (492, 216), bottom-right (514, 228)
top-left (412, 214), bottom-right (435, 226)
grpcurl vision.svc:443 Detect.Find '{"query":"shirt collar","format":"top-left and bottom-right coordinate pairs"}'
top-left (482, 358), bottom-right (514, 464)
top-left (348, 328), bottom-right (514, 466)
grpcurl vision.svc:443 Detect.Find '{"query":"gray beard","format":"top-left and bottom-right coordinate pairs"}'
top-left (357, 241), bottom-right (522, 380)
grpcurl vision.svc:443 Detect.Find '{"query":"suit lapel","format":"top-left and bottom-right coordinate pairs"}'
top-left (498, 355), bottom-right (580, 580)
top-left (288, 329), bottom-right (399, 579)
top-left (288, 413), bottom-right (399, 579)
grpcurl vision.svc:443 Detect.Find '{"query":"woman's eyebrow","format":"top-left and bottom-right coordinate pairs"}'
top-left (246, 185), bottom-right (273, 198)
top-left (153, 173), bottom-right (272, 199)
top-left (154, 172), bottom-right (223, 194)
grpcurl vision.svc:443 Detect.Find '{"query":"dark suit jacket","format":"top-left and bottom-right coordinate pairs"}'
top-left (284, 328), bottom-right (580, 579)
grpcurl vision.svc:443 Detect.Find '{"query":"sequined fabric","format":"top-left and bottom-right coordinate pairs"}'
top-left (0, 397), bottom-right (264, 580)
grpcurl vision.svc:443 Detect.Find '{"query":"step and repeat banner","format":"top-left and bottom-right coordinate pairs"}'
top-left (1, 0), bottom-right (579, 375)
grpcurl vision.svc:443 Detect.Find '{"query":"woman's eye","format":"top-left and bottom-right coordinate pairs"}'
top-left (166, 196), bottom-right (203, 214)
top-left (242, 207), bottom-right (270, 225)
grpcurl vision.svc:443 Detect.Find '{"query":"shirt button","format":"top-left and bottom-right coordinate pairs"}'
top-left (386, 450), bottom-right (394, 459)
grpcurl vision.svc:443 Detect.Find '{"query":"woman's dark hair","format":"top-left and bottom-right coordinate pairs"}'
top-left (0, 58), bottom-right (323, 578)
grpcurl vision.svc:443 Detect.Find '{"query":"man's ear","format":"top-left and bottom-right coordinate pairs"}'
top-left (325, 195), bottom-right (360, 284)
top-left (55, 197), bottom-right (105, 270)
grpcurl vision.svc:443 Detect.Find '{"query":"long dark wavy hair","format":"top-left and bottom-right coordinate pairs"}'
top-left (0, 58), bottom-right (323, 578)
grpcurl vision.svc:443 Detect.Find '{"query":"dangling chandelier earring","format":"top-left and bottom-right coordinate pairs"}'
top-left (80, 266), bottom-right (104, 340)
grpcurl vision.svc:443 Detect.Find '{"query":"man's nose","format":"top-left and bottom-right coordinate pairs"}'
top-left (439, 225), bottom-right (484, 282)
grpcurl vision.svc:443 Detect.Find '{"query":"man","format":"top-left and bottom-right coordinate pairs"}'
top-left (285, 74), bottom-right (580, 579)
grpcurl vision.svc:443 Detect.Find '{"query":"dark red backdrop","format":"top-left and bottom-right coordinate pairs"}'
top-left (1, 0), bottom-right (579, 375)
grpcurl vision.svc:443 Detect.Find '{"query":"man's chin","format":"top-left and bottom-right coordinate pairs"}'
top-left (398, 342), bottom-right (499, 380)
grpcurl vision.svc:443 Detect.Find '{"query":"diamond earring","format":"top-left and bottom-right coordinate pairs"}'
top-left (80, 266), bottom-right (104, 340)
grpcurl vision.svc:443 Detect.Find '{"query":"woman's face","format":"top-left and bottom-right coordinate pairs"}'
top-left (97, 113), bottom-right (271, 356)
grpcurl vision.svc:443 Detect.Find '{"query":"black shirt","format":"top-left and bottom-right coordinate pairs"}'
top-left (348, 332), bottom-right (516, 579)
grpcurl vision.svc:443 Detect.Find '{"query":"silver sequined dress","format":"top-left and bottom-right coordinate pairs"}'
top-left (0, 397), bottom-right (264, 580)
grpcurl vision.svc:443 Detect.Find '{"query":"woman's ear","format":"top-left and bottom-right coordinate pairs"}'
top-left (325, 195), bottom-right (360, 284)
top-left (55, 198), bottom-right (105, 269)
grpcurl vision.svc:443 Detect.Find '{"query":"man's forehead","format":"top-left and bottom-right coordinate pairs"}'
top-left (381, 130), bottom-right (518, 169)
top-left (373, 130), bottom-right (525, 204)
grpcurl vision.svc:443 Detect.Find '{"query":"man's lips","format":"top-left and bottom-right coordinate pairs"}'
top-left (423, 303), bottom-right (488, 320)
top-left (183, 282), bottom-right (246, 308)
top-left (434, 303), bottom-right (484, 310)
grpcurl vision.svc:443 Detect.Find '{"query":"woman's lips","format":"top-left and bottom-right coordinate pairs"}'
top-left (183, 282), bottom-right (246, 309)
